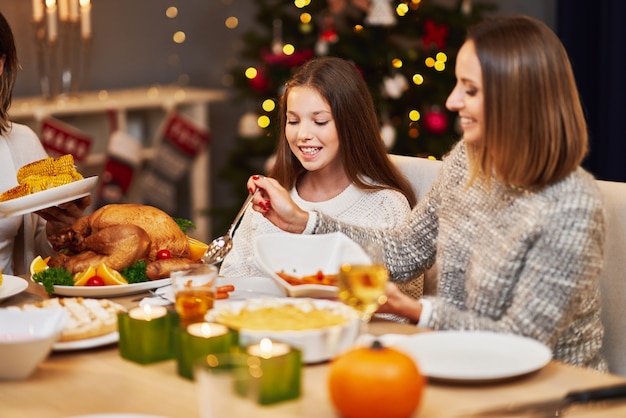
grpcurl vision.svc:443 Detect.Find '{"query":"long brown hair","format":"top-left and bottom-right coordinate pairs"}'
top-left (465, 15), bottom-right (588, 189)
top-left (0, 13), bottom-right (17, 135)
top-left (269, 56), bottom-right (416, 206)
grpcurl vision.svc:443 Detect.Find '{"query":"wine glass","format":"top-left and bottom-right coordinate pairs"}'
top-left (337, 241), bottom-right (389, 335)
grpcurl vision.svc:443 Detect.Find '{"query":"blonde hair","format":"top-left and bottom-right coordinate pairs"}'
top-left (465, 15), bottom-right (588, 189)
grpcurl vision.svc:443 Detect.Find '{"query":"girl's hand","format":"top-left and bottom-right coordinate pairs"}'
top-left (247, 175), bottom-right (309, 233)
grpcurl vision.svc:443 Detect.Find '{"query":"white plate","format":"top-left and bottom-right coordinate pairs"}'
top-left (0, 275), bottom-right (29, 301)
top-left (53, 331), bottom-right (119, 351)
top-left (152, 276), bottom-right (284, 304)
top-left (0, 176), bottom-right (98, 218)
top-left (254, 232), bottom-right (371, 298)
top-left (207, 298), bottom-right (360, 363)
top-left (36, 278), bottom-right (171, 297)
top-left (391, 331), bottom-right (552, 383)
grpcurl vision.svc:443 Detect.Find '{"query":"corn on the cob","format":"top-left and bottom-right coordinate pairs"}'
top-left (17, 154), bottom-right (76, 184)
top-left (0, 154), bottom-right (85, 202)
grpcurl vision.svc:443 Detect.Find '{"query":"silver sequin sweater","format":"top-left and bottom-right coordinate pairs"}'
top-left (312, 141), bottom-right (607, 371)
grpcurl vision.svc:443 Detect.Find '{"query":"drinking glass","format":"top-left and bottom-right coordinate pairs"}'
top-left (171, 263), bottom-right (218, 328)
top-left (337, 241), bottom-right (389, 333)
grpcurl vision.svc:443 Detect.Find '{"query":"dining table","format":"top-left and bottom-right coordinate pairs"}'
top-left (2, 275), bottom-right (626, 418)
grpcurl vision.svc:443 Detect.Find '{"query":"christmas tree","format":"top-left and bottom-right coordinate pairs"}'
top-left (214, 0), bottom-right (496, 231)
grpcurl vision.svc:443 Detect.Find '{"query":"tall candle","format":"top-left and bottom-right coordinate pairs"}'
top-left (69, 0), bottom-right (79, 22)
top-left (33, 0), bottom-right (44, 22)
top-left (46, 0), bottom-right (58, 42)
top-left (58, 0), bottom-right (69, 21)
top-left (246, 338), bottom-right (301, 405)
top-left (79, 0), bottom-right (91, 39)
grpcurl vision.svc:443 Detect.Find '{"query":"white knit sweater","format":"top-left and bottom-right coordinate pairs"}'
top-left (219, 183), bottom-right (411, 279)
top-left (312, 141), bottom-right (607, 371)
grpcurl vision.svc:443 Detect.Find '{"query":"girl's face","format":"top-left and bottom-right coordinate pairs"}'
top-left (285, 86), bottom-right (342, 174)
top-left (446, 40), bottom-right (484, 144)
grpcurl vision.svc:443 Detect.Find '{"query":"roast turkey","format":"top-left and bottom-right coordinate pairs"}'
top-left (48, 204), bottom-right (192, 277)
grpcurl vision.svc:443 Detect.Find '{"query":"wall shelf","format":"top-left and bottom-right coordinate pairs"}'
top-left (10, 85), bottom-right (228, 241)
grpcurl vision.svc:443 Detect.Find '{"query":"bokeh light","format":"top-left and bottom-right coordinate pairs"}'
top-left (412, 74), bottom-right (424, 85)
top-left (225, 16), bottom-right (239, 29)
top-left (173, 31), bottom-right (186, 44)
top-left (258, 115), bottom-right (271, 128)
top-left (262, 99), bottom-right (276, 112)
top-left (245, 67), bottom-right (258, 79)
top-left (409, 110), bottom-right (421, 121)
top-left (166, 7), bottom-right (178, 18)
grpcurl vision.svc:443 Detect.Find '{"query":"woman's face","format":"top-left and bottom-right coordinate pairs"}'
top-left (446, 40), bottom-right (484, 144)
top-left (285, 86), bottom-right (342, 173)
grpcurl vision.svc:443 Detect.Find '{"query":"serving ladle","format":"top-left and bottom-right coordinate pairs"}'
top-left (202, 189), bottom-right (259, 265)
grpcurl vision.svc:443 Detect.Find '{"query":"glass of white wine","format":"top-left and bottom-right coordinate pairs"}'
top-left (337, 241), bottom-right (389, 333)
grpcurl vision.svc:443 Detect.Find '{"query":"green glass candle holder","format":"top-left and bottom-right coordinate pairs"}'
top-left (246, 338), bottom-right (302, 405)
top-left (176, 322), bottom-right (238, 380)
top-left (118, 305), bottom-right (178, 364)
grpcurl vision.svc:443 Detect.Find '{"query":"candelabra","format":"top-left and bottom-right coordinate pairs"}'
top-left (32, 0), bottom-right (92, 99)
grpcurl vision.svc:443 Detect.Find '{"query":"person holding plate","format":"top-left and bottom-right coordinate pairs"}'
top-left (0, 12), bottom-right (89, 276)
top-left (246, 15), bottom-right (607, 371)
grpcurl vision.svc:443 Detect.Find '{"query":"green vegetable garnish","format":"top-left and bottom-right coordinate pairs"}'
top-left (33, 267), bottom-right (73, 295)
top-left (173, 217), bottom-right (195, 234)
top-left (121, 260), bottom-right (149, 284)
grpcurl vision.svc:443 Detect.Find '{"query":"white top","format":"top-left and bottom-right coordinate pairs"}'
top-left (219, 184), bottom-right (411, 278)
top-left (0, 123), bottom-right (52, 275)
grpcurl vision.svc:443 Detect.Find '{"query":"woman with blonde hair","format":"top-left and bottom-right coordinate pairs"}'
top-left (247, 16), bottom-right (607, 371)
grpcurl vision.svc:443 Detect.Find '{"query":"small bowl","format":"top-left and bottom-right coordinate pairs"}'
top-left (207, 297), bottom-right (360, 363)
top-left (0, 307), bottom-right (68, 380)
top-left (254, 232), bottom-right (371, 298)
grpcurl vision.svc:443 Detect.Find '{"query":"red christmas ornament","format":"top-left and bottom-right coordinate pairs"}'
top-left (261, 48), bottom-right (314, 67)
top-left (423, 108), bottom-right (449, 135)
top-left (248, 67), bottom-right (270, 92)
top-left (422, 19), bottom-right (449, 50)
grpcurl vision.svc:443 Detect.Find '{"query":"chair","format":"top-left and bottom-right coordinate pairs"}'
top-left (390, 154), bottom-right (626, 376)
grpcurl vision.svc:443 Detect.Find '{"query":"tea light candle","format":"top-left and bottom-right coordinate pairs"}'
top-left (246, 338), bottom-right (301, 405)
top-left (45, 0), bottom-right (58, 42)
top-left (79, 0), bottom-right (91, 39)
top-left (118, 305), bottom-right (177, 364)
top-left (176, 322), bottom-right (237, 380)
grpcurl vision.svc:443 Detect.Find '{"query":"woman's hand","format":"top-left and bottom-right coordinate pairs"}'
top-left (377, 281), bottom-right (423, 323)
top-left (37, 196), bottom-right (91, 237)
top-left (247, 175), bottom-right (309, 233)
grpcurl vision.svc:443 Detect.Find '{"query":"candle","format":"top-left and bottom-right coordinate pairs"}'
top-left (33, 0), bottom-right (44, 22)
top-left (176, 322), bottom-right (237, 380)
top-left (246, 338), bottom-right (302, 405)
top-left (117, 305), bottom-right (177, 364)
top-left (58, 0), bottom-right (69, 21)
top-left (69, 0), bottom-right (79, 21)
top-left (79, 0), bottom-right (91, 39)
top-left (46, 0), bottom-right (58, 42)
top-left (128, 304), bottom-right (167, 321)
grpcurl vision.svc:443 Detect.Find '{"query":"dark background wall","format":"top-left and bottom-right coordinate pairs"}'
top-left (2, 0), bottom-right (566, 218)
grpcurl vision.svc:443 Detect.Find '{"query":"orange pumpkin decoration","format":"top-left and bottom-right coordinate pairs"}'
top-left (328, 340), bottom-right (425, 418)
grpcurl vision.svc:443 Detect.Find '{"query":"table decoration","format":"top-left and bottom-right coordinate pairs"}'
top-left (118, 304), bottom-right (178, 364)
top-left (245, 337), bottom-right (302, 405)
top-left (176, 322), bottom-right (238, 380)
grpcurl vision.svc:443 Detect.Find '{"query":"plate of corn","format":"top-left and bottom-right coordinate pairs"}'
top-left (0, 154), bottom-right (97, 218)
top-left (0, 176), bottom-right (98, 218)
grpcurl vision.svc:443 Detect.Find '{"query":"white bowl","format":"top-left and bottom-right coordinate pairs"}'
top-left (0, 307), bottom-right (68, 379)
top-left (207, 298), bottom-right (360, 363)
top-left (254, 232), bottom-right (371, 298)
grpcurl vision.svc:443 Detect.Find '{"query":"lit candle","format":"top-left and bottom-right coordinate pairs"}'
top-left (69, 0), bottom-right (79, 22)
top-left (176, 322), bottom-right (237, 380)
top-left (45, 0), bottom-right (58, 42)
top-left (118, 305), bottom-right (177, 364)
top-left (246, 338), bottom-right (302, 405)
top-left (128, 304), bottom-right (167, 321)
top-left (58, 0), bottom-right (69, 21)
top-left (33, 0), bottom-right (44, 22)
top-left (79, 0), bottom-right (91, 39)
